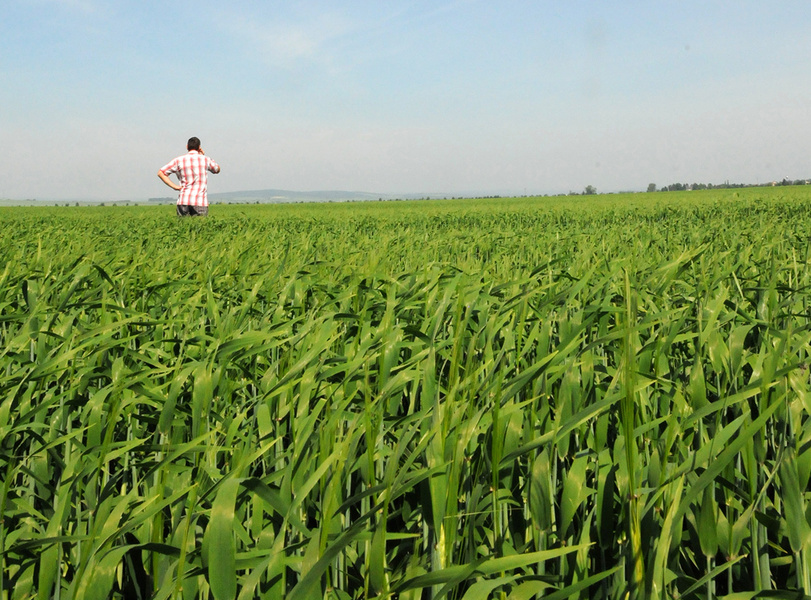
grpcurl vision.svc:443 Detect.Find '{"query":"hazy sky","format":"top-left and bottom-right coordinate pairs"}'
top-left (3, 1), bottom-right (811, 200)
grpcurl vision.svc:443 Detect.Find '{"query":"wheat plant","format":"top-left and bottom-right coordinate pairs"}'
top-left (2, 188), bottom-right (811, 599)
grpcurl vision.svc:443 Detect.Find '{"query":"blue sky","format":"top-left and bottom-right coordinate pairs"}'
top-left (3, 1), bottom-right (811, 200)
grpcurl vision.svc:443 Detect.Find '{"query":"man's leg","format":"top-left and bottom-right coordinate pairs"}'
top-left (176, 205), bottom-right (208, 217)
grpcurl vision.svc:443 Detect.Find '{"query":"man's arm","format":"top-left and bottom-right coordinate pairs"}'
top-left (200, 148), bottom-right (220, 173)
top-left (157, 170), bottom-right (181, 191)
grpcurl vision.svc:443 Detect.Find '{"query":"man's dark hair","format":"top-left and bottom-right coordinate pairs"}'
top-left (187, 137), bottom-right (201, 151)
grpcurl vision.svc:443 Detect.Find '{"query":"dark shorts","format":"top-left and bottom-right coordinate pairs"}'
top-left (177, 204), bottom-right (208, 217)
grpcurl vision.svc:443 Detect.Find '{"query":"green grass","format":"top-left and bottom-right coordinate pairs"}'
top-left (3, 187), bottom-right (811, 599)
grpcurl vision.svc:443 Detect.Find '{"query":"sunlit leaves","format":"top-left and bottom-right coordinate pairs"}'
top-left (3, 189), bottom-right (811, 598)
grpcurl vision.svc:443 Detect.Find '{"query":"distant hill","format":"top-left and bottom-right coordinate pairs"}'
top-left (207, 189), bottom-right (452, 204)
top-left (0, 190), bottom-right (461, 207)
top-left (208, 189), bottom-right (386, 204)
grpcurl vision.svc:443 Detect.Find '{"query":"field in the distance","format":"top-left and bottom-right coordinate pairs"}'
top-left (2, 187), bottom-right (811, 599)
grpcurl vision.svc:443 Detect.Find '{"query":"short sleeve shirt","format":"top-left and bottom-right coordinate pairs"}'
top-left (160, 151), bottom-right (220, 207)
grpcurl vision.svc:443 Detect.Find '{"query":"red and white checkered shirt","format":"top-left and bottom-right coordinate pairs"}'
top-left (160, 151), bottom-right (220, 207)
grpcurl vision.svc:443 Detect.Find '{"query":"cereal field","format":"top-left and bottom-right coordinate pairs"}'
top-left (3, 188), bottom-right (811, 599)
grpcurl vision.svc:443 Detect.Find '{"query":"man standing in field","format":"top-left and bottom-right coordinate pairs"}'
top-left (157, 137), bottom-right (220, 216)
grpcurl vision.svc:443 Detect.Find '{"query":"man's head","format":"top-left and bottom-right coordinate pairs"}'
top-left (187, 137), bottom-right (201, 151)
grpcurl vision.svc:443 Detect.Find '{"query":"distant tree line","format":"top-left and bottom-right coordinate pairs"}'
top-left (648, 178), bottom-right (810, 193)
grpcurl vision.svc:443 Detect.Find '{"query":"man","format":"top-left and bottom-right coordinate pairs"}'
top-left (158, 137), bottom-right (221, 216)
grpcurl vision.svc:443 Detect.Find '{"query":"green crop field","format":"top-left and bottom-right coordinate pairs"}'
top-left (3, 187), bottom-right (811, 599)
